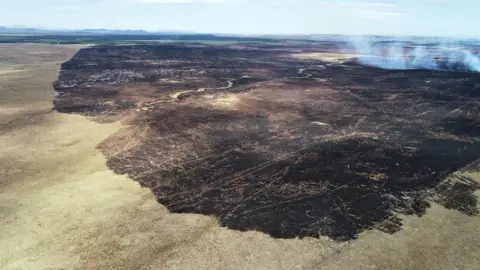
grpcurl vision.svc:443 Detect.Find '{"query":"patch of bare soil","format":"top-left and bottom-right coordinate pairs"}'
top-left (54, 43), bottom-right (480, 241)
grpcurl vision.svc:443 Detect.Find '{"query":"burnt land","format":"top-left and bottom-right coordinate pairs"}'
top-left (53, 42), bottom-right (480, 241)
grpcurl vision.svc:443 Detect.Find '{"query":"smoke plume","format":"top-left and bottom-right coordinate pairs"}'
top-left (350, 37), bottom-right (480, 72)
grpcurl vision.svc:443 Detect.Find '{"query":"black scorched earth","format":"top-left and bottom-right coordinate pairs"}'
top-left (54, 43), bottom-right (480, 241)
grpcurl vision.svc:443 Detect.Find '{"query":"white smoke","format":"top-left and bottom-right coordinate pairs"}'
top-left (463, 50), bottom-right (480, 71)
top-left (350, 36), bottom-right (480, 72)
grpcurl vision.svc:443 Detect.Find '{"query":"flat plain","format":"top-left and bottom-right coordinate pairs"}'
top-left (1, 43), bottom-right (480, 269)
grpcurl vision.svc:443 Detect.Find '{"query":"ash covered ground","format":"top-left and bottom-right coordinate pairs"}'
top-left (53, 42), bottom-right (480, 241)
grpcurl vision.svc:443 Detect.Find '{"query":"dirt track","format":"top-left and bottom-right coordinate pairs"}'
top-left (1, 44), bottom-right (480, 269)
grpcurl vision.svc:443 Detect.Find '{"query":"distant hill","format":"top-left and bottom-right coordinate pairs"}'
top-left (0, 26), bottom-right (195, 35)
top-left (1, 26), bottom-right (478, 47)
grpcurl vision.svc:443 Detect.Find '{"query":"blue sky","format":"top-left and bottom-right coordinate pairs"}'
top-left (0, 0), bottom-right (478, 37)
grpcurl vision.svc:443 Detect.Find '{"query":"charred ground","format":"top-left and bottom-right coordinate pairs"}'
top-left (53, 42), bottom-right (480, 241)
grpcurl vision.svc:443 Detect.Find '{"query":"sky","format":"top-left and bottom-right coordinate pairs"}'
top-left (0, 0), bottom-right (478, 37)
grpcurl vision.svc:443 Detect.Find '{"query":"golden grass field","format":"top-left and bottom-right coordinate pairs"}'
top-left (1, 44), bottom-right (479, 269)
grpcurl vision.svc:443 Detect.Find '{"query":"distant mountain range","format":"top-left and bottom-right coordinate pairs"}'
top-left (1, 26), bottom-right (478, 45)
top-left (0, 26), bottom-right (194, 35)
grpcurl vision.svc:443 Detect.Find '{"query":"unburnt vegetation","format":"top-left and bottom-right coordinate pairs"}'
top-left (53, 42), bottom-right (480, 241)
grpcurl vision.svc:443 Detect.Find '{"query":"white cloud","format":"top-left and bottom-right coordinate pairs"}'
top-left (326, 1), bottom-right (408, 20)
top-left (427, 0), bottom-right (453, 3)
top-left (54, 6), bottom-right (80, 11)
top-left (135, 0), bottom-right (227, 3)
top-left (335, 1), bottom-right (397, 9)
